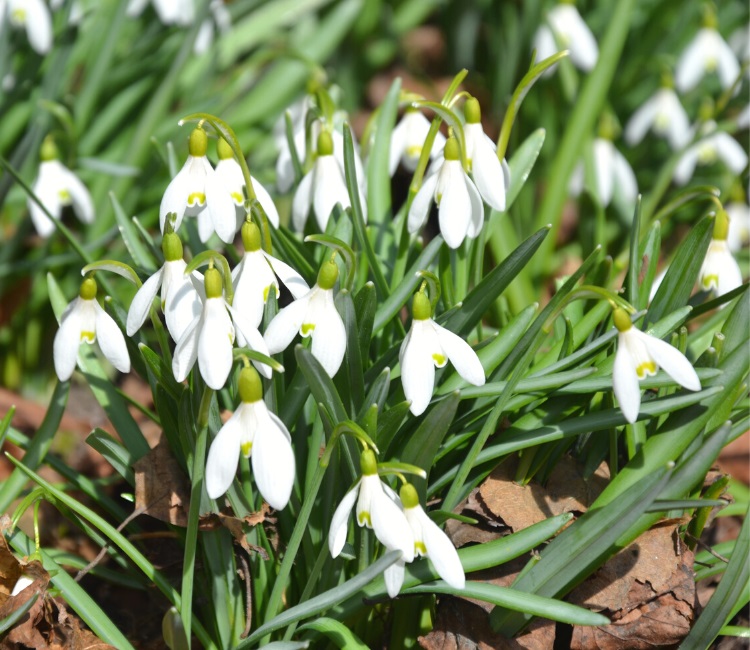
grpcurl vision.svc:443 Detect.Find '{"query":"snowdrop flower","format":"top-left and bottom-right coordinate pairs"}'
top-left (400, 290), bottom-right (485, 415)
top-left (126, 229), bottom-right (201, 342)
top-left (159, 126), bottom-right (235, 244)
top-left (53, 276), bottom-right (130, 381)
top-left (463, 97), bottom-right (510, 212)
top-left (193, 0), bottom-right (231, 55)
top-left (329, 449), bottom-right (414, 598)
top-left (126, 0), bottom-right (193, 25)
top-left (675, 11), bottom-right (740, 93)
top-left (408, 136), bottom-right (483, 249)
top-left (726, 201), bottom-right (750, 252)
top-left (173, 267), bottom-right (271, 390)
top-left (569, 138), bottom-right (637, 209)
top-left (612, 308), bottom-right (701, 424)
top-left (232, 221), bottom-right (309, 330)
top-left (10, 573), bottom-right (34, 597)
top-left (699, 209), bottom-right (743, 297)
top-left (264, 258), bottom-right (345, 377)
top-left (624, 82), bottom-right (690, 150)
top-left (205, 366), bottom-right (294, 508)
top-left (532, 1), bottom-right (598, 74)
top-left (389, 108), bottom-right (446, 176)
top-left (29, 137), bottom-right (94, 238)
top-left (673, 121), bottom-right (747, 186)
top-left (214, 137), bottom-right (280, 232)
top-left (2, 0), bottom-right (53, 54)
top-left (292, 131), bottom-right (366, 232)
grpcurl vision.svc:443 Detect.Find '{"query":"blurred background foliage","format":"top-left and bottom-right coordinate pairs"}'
top-left (0, 0), bottom-right (747, 393)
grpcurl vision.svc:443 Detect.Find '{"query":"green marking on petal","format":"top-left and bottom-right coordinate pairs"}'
top-left (187, 192), bottom-right (206, 206)
top-left (263, 285), bottom-right (271, 302)
top-left (11, 8), bottom-right (25, 22)
top-left (80, 331), bottom-right (95, 343)
top-left (241, 441), bottom-right (252, 457)
top-left (58, 189), bottom-right (71, 202)
top-left (702, 274), bottom-right (719, 290)
top-left (301, 322), bottom-right (315, 336)
top-left (415, 541), bottom-right (427, 555)
top-left (406, 145), bottom-right (422, 158)
top-left (230, 192), bottom-right (243, 204)
top-left (357, 511), bottom-right (372, 527)
top-left (636, 361), bottom-right (657, 379)
top-left (432, 353), bottom-right (446, 365)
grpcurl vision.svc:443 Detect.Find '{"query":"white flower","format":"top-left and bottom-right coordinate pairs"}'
top-left (213, 137), bottom-right (280, 232)
top-left (532, 3), bottom-right (598, 74)
top-left (612, 308), bottom-right (701, 424)
top-left (159, 127), bottom-right (235, 244)
top-left (726, 201), bottom-right (750, 252)
top-left (126, 0), bottom-right (193, 25)
top-left (408, 136), bottom-right (483, 249)
top-left (328, 450), bottom-right (414, 598)
top-left (463, 97), bottom-right (511, 212)
top-left (2, 0), bottom-right (53, 55)
top-left (699, 210), bottom-right (743, 298)
top-left (126, 231), bottom-right (202, 342)
top-left (400, 291), bottom-right (485, 416)
top-left (389, 109), bottom-right (446, 176)
top-left (292, 131), bottom-right (367, 232)
top-left (675, 27), bottom-right (740, 93)
top-left (569, 138), bottom-right (637, 209)
top-left (29, 140), bottom-right (94, 238)
top-left (232, 221), bottom-right (309, 330)
top-left (729, 25), bottom-right (749, 65)
top-left (53, 277), bottom-right (130, 382)
top-left (10, 573), bottom-right (35, 597)
top-left (263, 259), bottom-right (346, 378)
top-left (205, 366), bottom-right (294, 508)
top-left (673, 121), bottom-right (748, 186)
top-left (193, 0), bottom-right (231, 54)
top-left (624, 87), bottom-right (690, 150)
top-left (173, 267), bottom-right (271, 390)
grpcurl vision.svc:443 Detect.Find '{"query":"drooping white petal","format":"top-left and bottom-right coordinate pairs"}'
top-left (160, 160), bottom-right (191, 233)
top-left (673, 146), bottom-right (699, 186)
top-left (205, 409), bottom-right (243, 499)
top-left (532, 25), bottom-right (558, 69)
top-left (205, 166), bottom-right (238, 243)
top-left (465, 173), bottom-right (485, 240)
top-left (407, 173), bottom-right (439, 234)
top-left (196, 205), bottom-right (215, 243)
top-left (264, 291), bottom-right (313, 354)
top-left (389, 118), bottom-right (408, 176)
top-left (714, 133), bottom-right (748, 174)
top-left (414, 508), bottom-right (465, 589)
top-left (383, 559), bottom-right (406, 599)
top-left (310, 290), bottom-right (346, 377)
top-left (312, 155), bottom-right (350, 231)
top-left (438, 163), bottom-right (472, 249)
top-left (251, 176), bottom-right (280, 228)
top-left (470, 130), bottom-right (506, 212)
top-left (637, 329), bottom-right (701, 392)
top-left (252, 409), bottom-right (295, 510)
top-left (173, 315), bottom-right (201, 382)
top-left (198, 298), bottom-right (234, 389)
top-left (434, 324), bottom-right (485, 387)
top-left (127, 268), bottom-right (163, 336)
top-left (676, 30), bottom-right (710, 93)
top-left (557, 5), bottom-right (598, 72)
top-left (233, 252), bottom-right (275, 330)
top-left (726, 202), bottom-right (750, 253)
top-left (264, 253), bottom-right (310, 299)
top-left (613, 332), bottom-right (642, 423)
top-left (94, 301), bottom-right (130, 373)
top-left (612, 149), bottom-right (638, 206)
top-left (624, 93), bottom-right (661, 146)
top-left (593, 139), bottom-right (614, 207)
top-left (163, 265), bottom-right (202, 343)
top-left (28, 174), bottom-right (60, 237)
top-left (227, 304), bottom-right (272, 379)
top-left (400, 320), bottom-right (436, 416)
top-left (58, 166), bottom-right (94, 225)
top-left (714, 31), bottom-right (741, 90)
top-left (371, 488), bottom-right (414, 562)
top-left (21, 0), bottom-right (53, 54)
top-left (291, 170), bottom-right (313, 232)
top-left (717, 253), bottom-right (743, 297)
top-left (53, 298), bottom-right (84, 381)
top-left (328, 482), bottom-right (360, 557)
top-left (663, 92), bottom-right (691, 150)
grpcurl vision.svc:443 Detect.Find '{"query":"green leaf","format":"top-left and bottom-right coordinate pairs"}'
top-left (353, 282), bottom-right (376, 361)
top-left (110, 192), bottom-right (158, 272)
top-left (82, 259), bottom-right (141, 286)
top-left (295, 345), bottom-right (348, 422)
top-left (636, 221), bottom-right (661, 311)
top-left (720, 288), bottom-right (750, 362)
top-left (299, 617), bottom-right (369, 649)
top-left (505, 128), bottom-right (545, 211)
top-left (0, 593), bottom-right (38, 634)
top-left (86, 428), bottom-right (135, 485)
top-left (336, 290), bottom-right (365, 412)
top-left (377, 401), bottom-right (411, 453)
top-left (140, 343), bottom-right (182, 400)
top-left (625, 196), bottom-right (642, 306)
top-left (445, 226), bottom-right (549, 336)
top-left (366, 77), bottom-right (400, 229)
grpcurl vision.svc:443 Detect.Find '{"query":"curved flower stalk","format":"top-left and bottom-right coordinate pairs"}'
top-left (232, 221), bottom-right (309, 330)
top-left (612, 308), bottom-right (701, 424)
top-left (53, 276), bottom-right (130, 381)
top-left (699, 209), bottom-right (743, 298)
top-left (382, 483), bottom-right (465, 596)
top-left (126, 229), bottom-right (202, 342)
top-left (205, 365), bottom-right (295, 509)
top-left (213, 138), bottom-right (279, 233)
top-left (159, 126), bottom-right (236, 244)
top-left (568, 137), bottom-right (637, 210)
top-left (29, 137), bottom-right (94, 238)
top-left (126, 0), bottom-right (193, 25)
top-left (673, 121), bottom-right (748, 186)
top-left (264, 258), bottom-right (346, 377)
top-left (400, 289), bottom-right (485, 415)
top-left (328, 449), bottom-right (414, 598)
top-left (292, 131), bottom-right (367, 232)
top-left (389, 108), bottom-right (446, 176)
top-left (532, 2), bottom-right (598, 74)
top-left (624, 83), bottom-right (690, 150)
top-left (2, 0), bottom-right (53, 54)
top-left (463, 97), bottom-right (510, 212)
top-left (675, 11), bottom-right (740, 93)
top-left (408, 136), bottom-right (483, 249)
top-left (173, 266), bottom-right (272, 390)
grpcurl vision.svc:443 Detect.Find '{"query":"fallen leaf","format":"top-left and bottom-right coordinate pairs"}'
top-left (133, 437), bottom-right (190, 527)
top-left (445, 489), bottom-right (509, 548)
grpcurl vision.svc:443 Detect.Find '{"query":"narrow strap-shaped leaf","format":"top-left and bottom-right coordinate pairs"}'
top-left (335, 290), bottom-right (365, 413)
top-left (296, 345), bottom-right (348, 423)
top-left (366, 77), bottom-right (400, 229)
top-left (298, 617), bottom-right (369, 649)
top-left (86, 428), bottom-right (135, 485)
top-left (111, 191), bottom-right (157, 273)
top-left (353, 282), bottom-right (376, 362)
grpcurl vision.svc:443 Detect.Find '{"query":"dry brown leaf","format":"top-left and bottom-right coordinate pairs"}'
top-left (133, 437), bottom-right (190, 527)
top-left (445, 489), bottom-right (509, 548)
